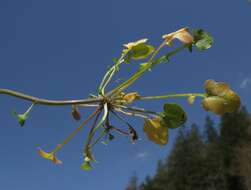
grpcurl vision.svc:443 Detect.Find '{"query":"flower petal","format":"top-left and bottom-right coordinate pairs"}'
top-left (123, 38), bottom-right (148, 50)
top-left (162, 27), bottom-right (194, 45)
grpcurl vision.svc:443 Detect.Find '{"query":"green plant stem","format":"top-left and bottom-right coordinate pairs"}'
top-left (149, 41), bottom-right (166, 61)
top-left (114, 107), bottom-right (148, 119)
top-left (154, 44), bottom-right (188, 65)
top-left (116, 105), bottom-right (159, 116)
top-left (98, 54), bottom-right (125, 95)
top-left (90, 128), bottom-right (107, 148)
top-left (111, 109), bottom-right (133, 128)
top-left (0, 88), bottom-right (102, 106)
top-left (24, 103), bottom-right (35, 116)
top-left (100, 68), bottom-right (116, 95)
top-left (139, 93), bottom-right (206, 100)
top-left (51, 107), bottom-right (101, 154)
top-left (106, 44), bottom-right (188, 97)
top-left (84, 103), bottom-right (108, 156)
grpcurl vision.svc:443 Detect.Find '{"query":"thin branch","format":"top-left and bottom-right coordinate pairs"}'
top-left (0, 88), bottom-right (103, 106)
top-left (51, 107), bottom-right (101, 154)
top-left (116, 105), bottom-right (159, 116)
top-left (106, 44), bottom-right (189, 97)
top-left (139, 93), bottom-right (206, 100)
top-left (114, 107), bottom-right (149, 119)
top-left (111, 109), bottom-right (134, 128)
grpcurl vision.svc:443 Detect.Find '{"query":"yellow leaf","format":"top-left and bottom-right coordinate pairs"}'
top-left (38, 148), bottom-right (62, 165)
top-left (123, 92), bottom-right (140, 104)
top-left (162, 27), bottom-right (194, 45)
top-left (85, 147), bottom-right (96, 162)
top-left (143, 117), bottom-right (168, 145)
top-left (203, 80), bottom-right (241, 115)
top-left (187, 96), bottom-right (196, 105)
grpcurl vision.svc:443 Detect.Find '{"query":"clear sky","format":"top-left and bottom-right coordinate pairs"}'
top-left (0, 0), bottom-right (251, 190)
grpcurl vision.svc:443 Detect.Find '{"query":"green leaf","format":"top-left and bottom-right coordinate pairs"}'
top-left (12, 103), bottom-right (35, 127)
top-left (101, 141), bottom-right (108, 145)
top-left (112, 57), bottom-right (119, 63)
top-left (188, 44), bottom-right (193, 52)
top-left (161, 103), bottom-right (187, 129)
top-left (130, 44), bottom-right (155, 60)
top-left (139, 62), bottom-right (152, 71)
top-left (192, 29), bottom-right (214, 50)
top-left (108, 134), bottom-right (114, 141)
top-left (81, 161), bottom-right (92, 171)
top-left (12, 111), bottom-right (27, 127)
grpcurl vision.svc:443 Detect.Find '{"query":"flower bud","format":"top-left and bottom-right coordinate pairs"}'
top-left (71, 106), bottom-right (81, 121)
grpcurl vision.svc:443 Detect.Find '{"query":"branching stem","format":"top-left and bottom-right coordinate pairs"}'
top-left (0, 88), bottom-right (102, 106)
top-left (51, 107), bottom-right (101, 154)
top-left (106, 44), bottom-right (189, 97)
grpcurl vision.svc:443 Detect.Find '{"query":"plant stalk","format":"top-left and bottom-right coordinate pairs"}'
top-left (139, 93), bottom-right (206, 100)
top-left (0, 88), bottom-right (102, 106)
top-left (106, 44), bottom-right (189, 97)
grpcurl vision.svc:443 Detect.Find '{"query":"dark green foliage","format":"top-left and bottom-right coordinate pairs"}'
top-left (192, 29), bottom-right (214, 50)
top-left (161, 103), bottom-right (187, 129)
top-left (127, 107), bottom-right (251, 190)
top-left (125, 172), bottom-right (138, 190)
top-left (219, 107), bottom-right (251, 190)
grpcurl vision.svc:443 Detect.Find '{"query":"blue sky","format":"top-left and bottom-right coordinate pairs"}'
top-left (0, 0), bottom-right (251, 189)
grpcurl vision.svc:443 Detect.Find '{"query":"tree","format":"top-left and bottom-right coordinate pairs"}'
top-left (236, 138), bottom-right (251, 190)
top-left (126, 172), bottom-right (138, 190)
top-left (219, 107), bottom-right (251, 190)
top-left (203, 116), bottom-right (227, 190)
top-left (137, 108), bottom-right (251, 190)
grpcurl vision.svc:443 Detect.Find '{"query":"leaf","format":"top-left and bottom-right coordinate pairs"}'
top-left (187, 96), bottom-right (196, 105)
top-left (192, 29), bottom-right (214, 50)
top-left (130, 44), bottom-right (155, 60)
top-left (143, 117), bottom-right (168, 145)
top-left (123, 39), bottom-right (155, 61)
top-left (81, 158), bottom-right (92, 171)
top-left (85, 147), bottom-right (96, 162)
top-left (108, 133), bottom-right (114, 141)
top-left (161, 103), bottom-right (187, 129)
top-left (12, 111), bottom-right (27, 127)
top-left (188, 44), bottom-right (193, 52)
top-left (129, 126), bottom-right (138, 143)
top-left (112, 57), bottom-right (119, 63)
top-left (101, 141), bottom-right (108, 145)
top-left (37, 148), bottom-right (62, 164)
top-left (123, 92), bottom-right (140, 104)
top-left (202, 79), bottom-right (241, 115)
top-left (12, 103), bottom-right (34, 127)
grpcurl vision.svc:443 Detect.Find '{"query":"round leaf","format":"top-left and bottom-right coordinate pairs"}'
top-left (81, 161), bottom-right (92, 171)
top-left (143, 117), bottom-right (168, 145)
top-left (130, 44), bottom-right (155, 60)
top-left (161, 103), bottom-right (187, 129)
top-left (192, 29), bottom-right (213, 50)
